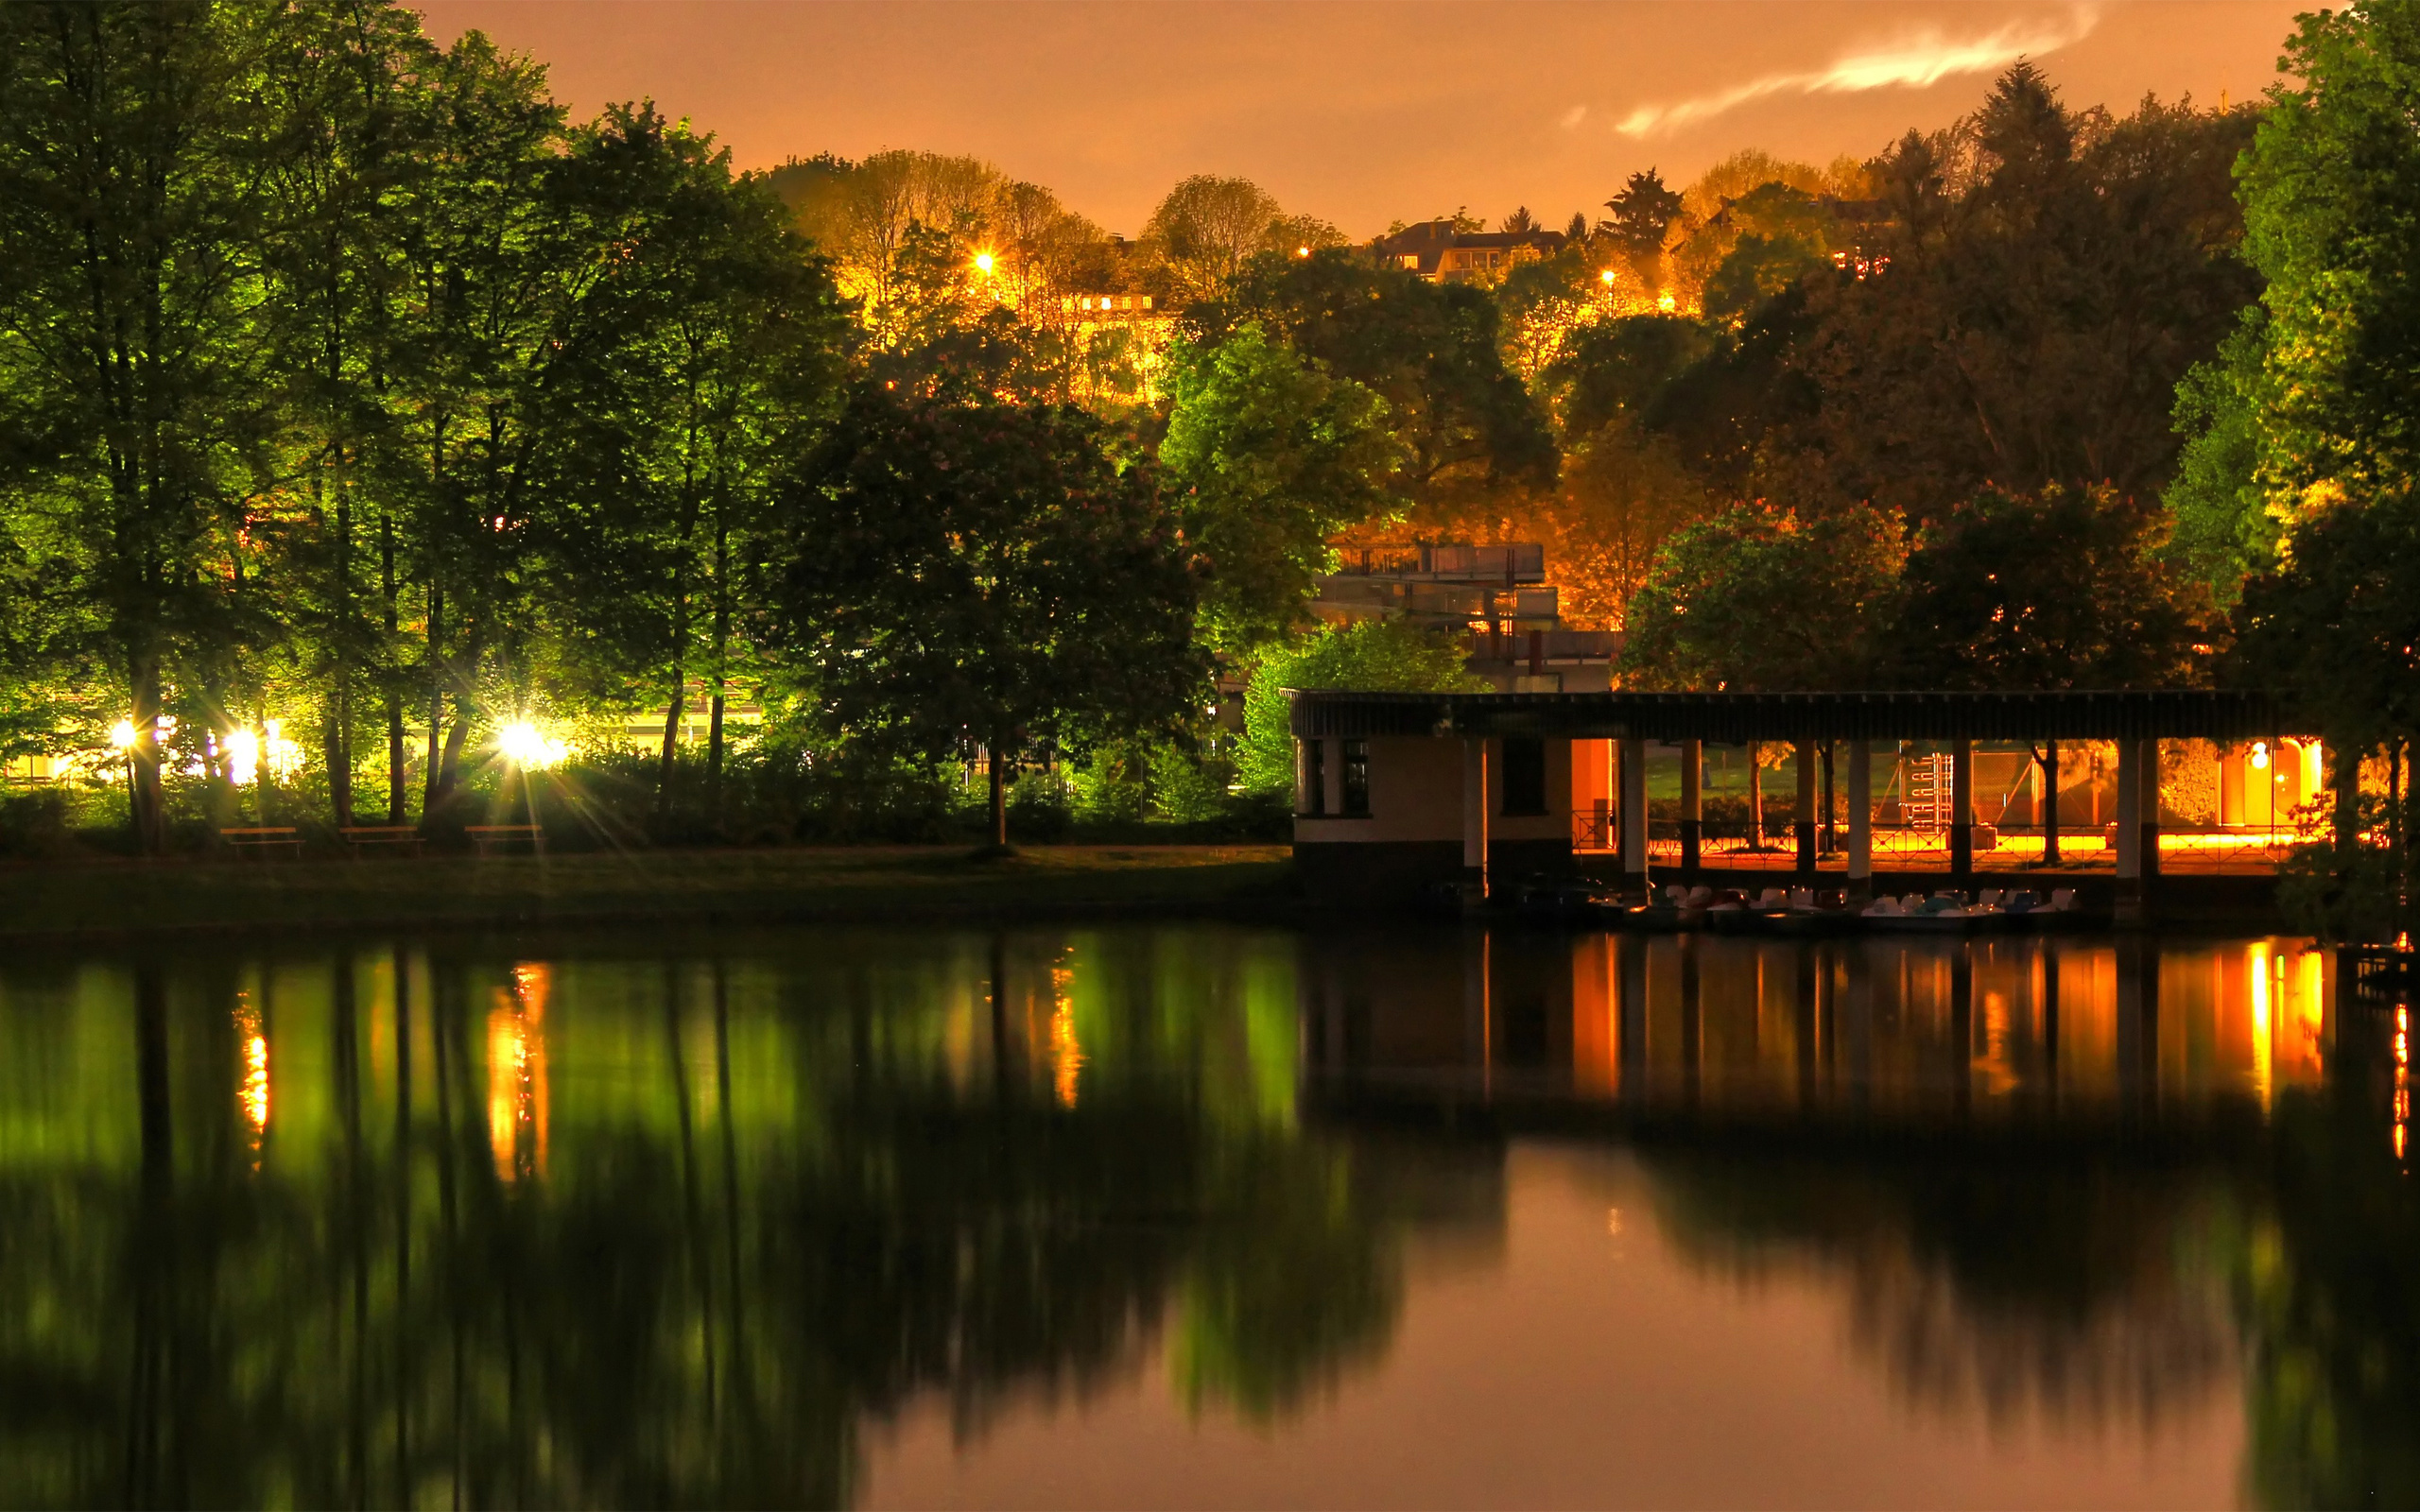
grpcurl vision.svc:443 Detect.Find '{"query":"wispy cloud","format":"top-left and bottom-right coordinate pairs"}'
top-left (1561, 104), bottom-right (1589, 130)
top-left (1615, 7), bottom-right (2100, 137)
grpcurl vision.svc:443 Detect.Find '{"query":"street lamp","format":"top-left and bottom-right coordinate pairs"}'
top-left (972, 250), bottom-right (995, 276)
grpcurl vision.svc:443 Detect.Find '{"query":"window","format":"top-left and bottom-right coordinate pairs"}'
top-left (1341, 739), bottom-right (1370, 816)
top-left (1299, 738), bottom-right (1326, 816)
top-left (1500, 737), bottom-right (1547, 816)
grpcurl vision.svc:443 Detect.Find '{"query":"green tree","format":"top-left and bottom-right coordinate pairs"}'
top-left (1237, 620), bottom-right (1482, 793)
top-left (1893, 483), bottom-right (2210, 690)
top-left (1158, 324), bottom-right (1403, 657)
top-left (1208, 251), bottom-right (1557, 509)
top-left (767, 387), bottom-right (1205, 848)
top-left (0, 0), bottom-right (288, 850)
top-left (1620, 500), bottom-right (1906, 693)
top-left (2171, 1), bottom-right (2420, 590)
top-left (253, 0), bottom-right (432, 827)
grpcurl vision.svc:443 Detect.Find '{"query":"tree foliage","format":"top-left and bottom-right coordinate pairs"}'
top-left (1620, 501), bottom-right (1906, 691)
top-left (1159, 324), bottom-right (1402, 656)
top-left (1893, 484), bottom-right (2210, 689)
top-left (767, 387), bottom-right (1205, 841)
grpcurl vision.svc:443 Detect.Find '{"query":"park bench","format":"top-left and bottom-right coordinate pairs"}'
top-left (219, 826), bottom-right (302, 859)
top-left (466, 824), bottom-right (544, 857)
top-left (339, 825), bottom-right (424, 858)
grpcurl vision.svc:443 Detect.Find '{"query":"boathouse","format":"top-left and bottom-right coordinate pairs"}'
top-left (1287, 689), bottom-right (2311, 912)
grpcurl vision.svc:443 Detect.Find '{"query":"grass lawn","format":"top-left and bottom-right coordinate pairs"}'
top-left (0, 844), bottom-right (1299, 941)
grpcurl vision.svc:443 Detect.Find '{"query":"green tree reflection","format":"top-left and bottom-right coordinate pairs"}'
top-left (0, 929), bottom-right (1471, 1509)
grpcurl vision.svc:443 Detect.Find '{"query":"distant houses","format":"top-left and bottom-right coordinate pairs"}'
top-left (1368, 221), bottom-right (1569, 284)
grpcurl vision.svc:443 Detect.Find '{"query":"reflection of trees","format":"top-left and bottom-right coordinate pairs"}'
top-left (2238, 1046), bottom-right (2420, 1510)
top-left (1643, 1140), bottom-right (2239, 1432)
top-left (0, 931), bottom-right (1468, 1508)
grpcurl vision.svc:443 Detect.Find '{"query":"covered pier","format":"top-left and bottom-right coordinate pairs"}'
top-left (1287, 688), bottom-right (2308, 916)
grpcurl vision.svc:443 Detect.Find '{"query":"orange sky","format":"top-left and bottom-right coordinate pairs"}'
top-left (413, 1), bottom-right (2306, 237)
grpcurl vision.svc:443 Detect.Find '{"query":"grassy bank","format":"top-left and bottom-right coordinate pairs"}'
top-left (0, 844), bottom-right (1298, 943)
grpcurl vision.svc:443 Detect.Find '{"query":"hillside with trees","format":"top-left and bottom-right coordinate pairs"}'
top-left (0, 0), bottom-right (2410, 877)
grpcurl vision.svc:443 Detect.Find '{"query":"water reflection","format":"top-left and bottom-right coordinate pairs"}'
top-left (0, 927), bottom-right (2411, 1507)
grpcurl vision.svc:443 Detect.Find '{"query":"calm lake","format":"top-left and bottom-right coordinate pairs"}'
top-left (1, 923), bottom-right (2410, 1508)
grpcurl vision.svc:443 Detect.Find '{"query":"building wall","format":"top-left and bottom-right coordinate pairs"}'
top-left (1293, 734), bottom-right (1576, 901)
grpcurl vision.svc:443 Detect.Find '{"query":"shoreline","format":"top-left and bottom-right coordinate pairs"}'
top-left (0, 844), bottom-right (1303, 948)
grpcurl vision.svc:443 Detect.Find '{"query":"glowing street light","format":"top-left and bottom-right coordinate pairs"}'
top-left (497, 721), bottom-right (568, 770)
top-left (1599, 269), bottom-right (1616, 285)
top-left (972, 250), bottom-right (996, 276)
top-left (1296, 245), bottom-right (1311, 258)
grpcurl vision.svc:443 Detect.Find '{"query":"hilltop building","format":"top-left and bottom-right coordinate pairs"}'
top-left (1370, 222), bottom-right (1568, 284)
top-left (1309, 541), bottom-right (1619, 692)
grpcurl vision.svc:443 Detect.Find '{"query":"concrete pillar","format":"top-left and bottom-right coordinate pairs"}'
top-left (2116, 737), bottom-right (2143, 922)
top-left (1949, 738), bottom-right (1975, 884)
top-left (1461, 735), bottom-right (1490, 909)
top-left (1679, 738), bottom-right (1703, 876)
top-left (1619, 735), bottom-right (1650, 899)
top-left (2138, 738), bottom-right (2163, 883)
top-left (1847, 739), bottom-right (1873, 900)
top-left (1794, 739), bottom-right (1818, 874)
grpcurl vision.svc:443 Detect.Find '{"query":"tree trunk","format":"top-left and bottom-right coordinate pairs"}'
top-left (433, 695), bottom-right (471, 813)
top-left (382, 517), bottom-right (405, 823)
top-left (128, 650), bottom-right (165, 855)
top-left (990, 731), bottom-right (1011, 849)
top-left (423, 576), bottom-right (443, 817)
top-left (657, 566), bottom-right (689, 823)
top-left (705, 519), bottom-right (730, 820)
top-left (656, 686), bottom-right (684, 825)
top-left (324, 690), bottom-right (352, 830)
top-left (2041, 738), bottom-right (2061, 866)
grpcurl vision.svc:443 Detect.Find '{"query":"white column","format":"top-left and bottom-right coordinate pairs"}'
top-left (1619, 735), bottom-right (1649, 893)
top-left (1462, 736), bottom-right (1490, 904)
top-left (1848, 739), bottom-right (1873, 892)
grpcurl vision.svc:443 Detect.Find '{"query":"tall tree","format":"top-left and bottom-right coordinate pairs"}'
top-left (254, 0), bottom-right (431, 827)
top-left (1893, 483), bottom-right (2210, 690)
top-left (2170, 0), bottom-right (2420, 590)
top-left (0, 0), bottom-right (286, 850)
top-left (767, 387), bottom-right (1204, 848)
top-left (1598, 168), bottom-right (1685, 295)
top-left (1158, 323), bottom-right (1402, 657)
top-left (1791, 67), bottom-right (2258, 524)
top-left (1207, 252), bottom-right (1557, 510)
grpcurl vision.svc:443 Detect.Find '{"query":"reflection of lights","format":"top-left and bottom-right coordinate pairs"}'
top-left (2251, 741), bottom-right (2270, 771)
top-left (110, 719), bottom-right (137, 750)
top-left (234, 994), bottom-right (268, 1167)
top-left (489, 963), bottom-right (552, 1181)
top-left (2397, 1006), bottom-right (2410, 1163)
top-left (1049, 963), bottom-right (1082, 1108)
top-left (2251, 941), bottom-right (2279, 1110)
top-left (496, 721), bottom-right (569, 769)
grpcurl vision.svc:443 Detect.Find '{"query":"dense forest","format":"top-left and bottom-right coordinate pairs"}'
top-left (2, 0), bottom-right (2418, 912)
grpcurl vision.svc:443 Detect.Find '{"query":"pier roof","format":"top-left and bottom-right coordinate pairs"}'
top-left (1286, 688), bottom-right (2304, 744)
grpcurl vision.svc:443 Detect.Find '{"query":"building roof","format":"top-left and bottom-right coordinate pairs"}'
top-left (1368, 221), bottom-right (1567, 280)
top-left (1287, 689), bottom-right (2306, 744)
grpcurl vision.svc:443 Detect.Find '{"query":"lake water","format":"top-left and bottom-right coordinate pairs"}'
top-left (0, 924), bottom-right (2410, 1508)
